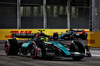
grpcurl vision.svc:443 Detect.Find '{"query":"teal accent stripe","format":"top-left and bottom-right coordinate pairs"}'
top-left (59, 33), bottom-right (66, 38)
top-left (49, 41), bottom-right (70, 56)
top-left (22, 41), bottom-right (33, 48)
top-left (74, 32), bottom-right (80, 36)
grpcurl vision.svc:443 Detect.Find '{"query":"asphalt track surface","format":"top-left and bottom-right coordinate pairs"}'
top-left (0, 44), bottom-right (100, 66)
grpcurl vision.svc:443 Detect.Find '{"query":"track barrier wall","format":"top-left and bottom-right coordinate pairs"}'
top-left (0, 29), bottom-right (89, 39)
top-left (88, 31), bottom-right (100, 48)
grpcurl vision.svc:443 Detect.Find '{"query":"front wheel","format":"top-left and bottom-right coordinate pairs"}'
top-left (5, 39), bottom-right (19, 55)
top-left (70, 40), bottom-right (85, 60)
top-left (53, 33), bottom-right (58, 40)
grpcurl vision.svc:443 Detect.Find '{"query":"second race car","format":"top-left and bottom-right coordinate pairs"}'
top-left (53, 29), bottom-right (87, 40)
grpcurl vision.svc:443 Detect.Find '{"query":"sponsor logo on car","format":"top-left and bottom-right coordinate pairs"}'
top-left (5, 31), bottom-right (32, 38)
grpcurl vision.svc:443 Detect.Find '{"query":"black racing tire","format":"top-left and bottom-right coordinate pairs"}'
top-left (35, 39), bottom-right (46, 57)
top-left (63, 34), bottom-right (70, 40)
top-left (70, 40), bottom-right (85, 60)
top-left (80, 32), bottom-right (87, 40)
top-left (5, 39), bottom-right (19, 55)
top-left (63, 34), bottom-right (74, 40)
top-left (53, 33), bottom-right (58, 40)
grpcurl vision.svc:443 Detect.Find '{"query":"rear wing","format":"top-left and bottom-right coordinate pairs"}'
top-left (12, 33), bottom-right (36, 38)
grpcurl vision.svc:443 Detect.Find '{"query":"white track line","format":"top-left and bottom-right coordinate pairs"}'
top-left (92, 54), bottom-right (100, 57)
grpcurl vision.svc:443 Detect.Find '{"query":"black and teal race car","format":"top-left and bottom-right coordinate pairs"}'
top-left (5, 32), bottom-right (91, 60)
top-left (53, 30), bottom-right (87, 40)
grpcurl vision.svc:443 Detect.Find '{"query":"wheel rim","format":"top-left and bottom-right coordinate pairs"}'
top-left (31, 48), bottom-right (35, 58)
top-left (31, 49), bottom-right (34, 54)
top-left (31, 45), bottom-right (37, 58)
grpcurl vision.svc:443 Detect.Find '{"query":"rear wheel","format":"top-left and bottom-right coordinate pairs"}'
top-left (63, 34), bottom-right (69, 40)
top-left (53, 33), bottom-right (58, 40)
top-left (5, 39), bottom-right (19, 55)
top-left (81, 32), bottom-right (87, 40)
top-left (35, 39), bottom-right (46, 57)
top-left (70, 40), bottom-right (85, 60)
top-left (31, 40), bottom-right (46, 58)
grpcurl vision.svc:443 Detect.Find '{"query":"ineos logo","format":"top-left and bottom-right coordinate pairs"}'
top-left (10, 31), bottom-right (32, 34)
top-left (10, 31), bottom-right (32, 38)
